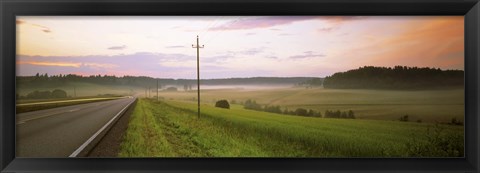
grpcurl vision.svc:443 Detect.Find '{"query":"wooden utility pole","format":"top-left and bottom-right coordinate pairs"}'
top-left (145, 88), bottom-right (147, 98)
top-left (192, 35), bottom-right (204, 119)
top-left (157, 79), bottom-right (159, 101)
top-left (73, 86), bottom-right (76, 97)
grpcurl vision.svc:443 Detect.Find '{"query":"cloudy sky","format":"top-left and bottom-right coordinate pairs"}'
top-left (16, 16), bottom-right (464, 79)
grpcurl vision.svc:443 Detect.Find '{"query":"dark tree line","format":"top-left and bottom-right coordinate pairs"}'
top-left (243, 99), bottom-right (355, 119)
top-left (17, 74), bottom-right (318, 88)
top-left (19, 89), bottom-right (68, 99)
top-left (324, 110), bottom-right (355, 119)
top-left (323, 66), bottom-right (464, 90)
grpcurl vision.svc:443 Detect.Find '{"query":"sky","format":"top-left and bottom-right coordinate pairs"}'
top-left (16, 16), bottom-right (464, 79)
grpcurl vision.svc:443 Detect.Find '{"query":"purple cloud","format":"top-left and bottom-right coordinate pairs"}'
top-left (289, 51), bottom-right (326, 59)
top-left (108, 45), bottom-right (127, 50)
top-left (265, 56), bottom-right (278, 59)
top-left (16, 52), bottom-right (200, 78)
top-left (209, 16), bottom-right (366, 31)
top-left (317, 27), bottom-right (335, 33)
top-left (224, 47), bottom-right (266, 57)
top-left (166, 45), bottom-right (186, 48)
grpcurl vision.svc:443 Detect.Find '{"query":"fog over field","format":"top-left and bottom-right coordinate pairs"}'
top-left (15, 16), bottom-right (465, 157)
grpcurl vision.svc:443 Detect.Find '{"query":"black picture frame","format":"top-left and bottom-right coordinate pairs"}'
top-left (1, 0), bottom-right (479, 172)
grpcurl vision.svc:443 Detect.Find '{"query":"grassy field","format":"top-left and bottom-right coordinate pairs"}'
top-left (17, 82), bottom-right (139, 98)
top-left (16, 96), bottom-right (125, 113)
top-left (152, 87), bottom-right (464, 123)
top-left (119, 98), bottom-right (464, 157)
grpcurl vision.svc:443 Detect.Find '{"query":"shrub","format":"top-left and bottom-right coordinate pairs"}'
top-left (165, 87), bottom-right (178, 91)
top-left (244, 99), bottom-right (262, 110)
top-left (51, 89), bottom-right (67, 98)
top-left (215, 100), bottom-right (230, 109)
top-left (449, 117), bottom-right (463, 126)
top-left (399, 115), bottom-right (409, 122)
top-left (295, 108), bottom-right (308, 116)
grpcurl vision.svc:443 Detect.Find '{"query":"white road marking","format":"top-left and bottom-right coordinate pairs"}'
top-left (68, 108), bottom-right (80, 112)
top-left (69, 98), bottom-right (136, 157)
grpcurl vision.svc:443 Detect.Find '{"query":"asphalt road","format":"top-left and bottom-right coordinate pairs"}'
top-left (16, 97), bottom-right (136, 157)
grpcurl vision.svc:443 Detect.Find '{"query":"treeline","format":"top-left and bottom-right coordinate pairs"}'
top-left (17, 73), bottom-right (318, 88)
top-left (243, 99), bottom-right (355, 119)
top-left (18, 89), bottom-right (67, 99)
top-left (323, 66), bottom-right (464, 90)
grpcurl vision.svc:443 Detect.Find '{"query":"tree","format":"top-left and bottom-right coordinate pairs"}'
top-left (215, 100), bottom-right (230, 109)
top-left (265, 105), bottom-right (282, 114)
top-left (334, 110), bottom-right (341, 118)
top-left (244, 99), bottom-right (262, 110)
top-left (307, 109), bottom-right (315, 116)
top-left (295, 108), bottom-right (308, 116)
top-left (348, 110), bottom-right (355, 119)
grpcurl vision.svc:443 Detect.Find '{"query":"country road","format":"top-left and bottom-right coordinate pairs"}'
top-left (16, 97), bottom-right (136, 157)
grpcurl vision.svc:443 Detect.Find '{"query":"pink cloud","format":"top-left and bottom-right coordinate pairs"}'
top-left (17, 20), bottom-right (52, 33)
top-left (340, 17), bottom-right (464, 70)
top-left (209, 16), bottom-right (365, 31)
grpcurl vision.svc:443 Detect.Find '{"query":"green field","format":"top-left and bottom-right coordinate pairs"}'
top-left (153, 87), bottom-right (464, 123)
top-left (119, 98), bottom-right (463, 157)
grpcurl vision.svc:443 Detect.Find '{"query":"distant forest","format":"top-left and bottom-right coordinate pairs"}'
top-left (16, 73), bottom-right (319, 88)
top-left (323, 66), bottom-right (464, 90)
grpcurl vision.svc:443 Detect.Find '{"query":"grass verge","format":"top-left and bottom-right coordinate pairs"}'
top-left (119, 98), bottom-right (464, 157)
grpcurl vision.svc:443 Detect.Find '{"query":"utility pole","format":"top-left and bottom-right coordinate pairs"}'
top-left (148, 87), bottom-right (151, 98)
top-left (73, 86), bottom-right (76, 97)
top-left (192, 35), bottom-right (204, 119)
top-left (157, 79), bottom-right (159, 101)
top-left (145, 88), bottom-right (147, 98)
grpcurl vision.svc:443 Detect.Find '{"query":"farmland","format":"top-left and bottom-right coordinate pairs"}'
top-left (153, 87), bottom-right (464, 123)
top-left (119, 98), bottom-right (464, 157)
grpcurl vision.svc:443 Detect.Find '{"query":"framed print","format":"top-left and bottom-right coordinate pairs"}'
top-left (1, 0), bottom-right (479, 172)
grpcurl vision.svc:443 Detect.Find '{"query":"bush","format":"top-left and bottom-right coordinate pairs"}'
top-left (295, 108), bottom-right (308, 116)
top-left (449, 117), bottom-right (463, 126)
top-left (215, 100), bottom-right (230, 109)
top-left (165, 87), bottom-right (178, 91)
top-left (399, 115), bottom-right (409, 122)
top-left (244, 99), bottom-right (262, 110)
top-left (51, 89), bottom-right (67, 98)
top-left (264, 105), bottom-right (282, 114)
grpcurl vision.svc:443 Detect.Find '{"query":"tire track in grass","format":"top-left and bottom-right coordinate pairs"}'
top-left (119, 99), bottom-right (173, 157)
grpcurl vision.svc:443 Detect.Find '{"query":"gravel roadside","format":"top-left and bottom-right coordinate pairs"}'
top-left (87, 99), bottom-right (137, 157)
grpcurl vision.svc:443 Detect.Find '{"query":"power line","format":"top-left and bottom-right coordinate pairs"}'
top-left (204, 17), bottom-right (240, 45)
top-left (198, 17), bottom-right (218, 38)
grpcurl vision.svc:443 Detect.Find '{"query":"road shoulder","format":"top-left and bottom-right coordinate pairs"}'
top-left (87, 99), bottom-right (137, 157)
